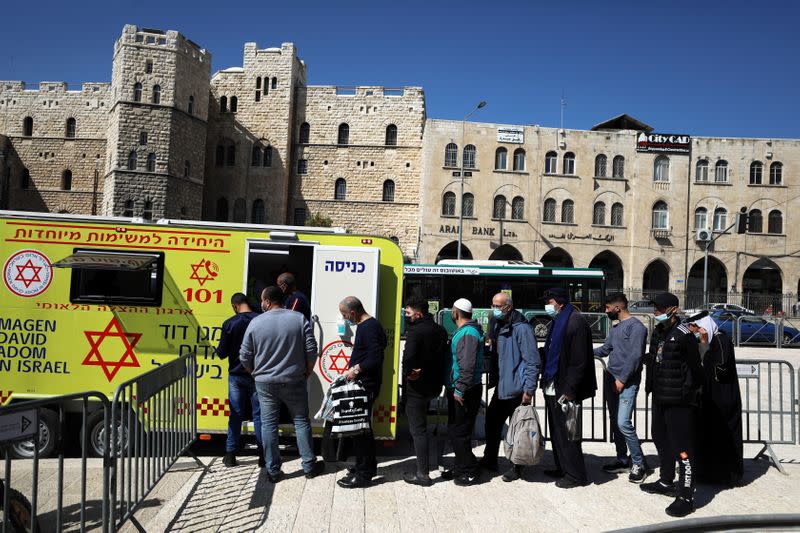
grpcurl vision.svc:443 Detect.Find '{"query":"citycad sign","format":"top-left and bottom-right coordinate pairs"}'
top-left (636, 132), bottom-right (691, 154)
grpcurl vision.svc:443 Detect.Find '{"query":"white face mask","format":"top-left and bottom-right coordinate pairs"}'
top-left (545, 304), bottom-right (558, 317)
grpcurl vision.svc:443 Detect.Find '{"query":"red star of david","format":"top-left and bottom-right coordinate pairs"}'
top-left (189, 259), bottom-right (217, 286)
top-left (82, 317), bottom-right (142, 382)
top-left (328, 349), bottom-right (351, 374)
top-left (14, 259), bottom-right (43, 288)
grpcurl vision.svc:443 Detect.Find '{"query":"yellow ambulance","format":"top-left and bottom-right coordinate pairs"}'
top-left (0, 211), bottom-right (402, 457)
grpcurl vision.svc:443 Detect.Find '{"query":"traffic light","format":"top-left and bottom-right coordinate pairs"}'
top-left (736, 207), bottom-right (748, 234)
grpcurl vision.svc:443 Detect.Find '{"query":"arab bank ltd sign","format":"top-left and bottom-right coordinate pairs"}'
top-left (636, 132), bottom-right (691, 154)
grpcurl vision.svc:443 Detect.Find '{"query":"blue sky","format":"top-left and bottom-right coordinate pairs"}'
top-left (3, 0), bottom-right (799, 138)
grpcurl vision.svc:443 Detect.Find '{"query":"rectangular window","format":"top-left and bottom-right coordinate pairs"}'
top-left (139, 131), bottom-right (147, 145)
top-left (297, 159), bottom-right (308, 174)
top-left (145, 60), bottom-right (153, 74)
top-left (293, 208), bottom-right (306, 226)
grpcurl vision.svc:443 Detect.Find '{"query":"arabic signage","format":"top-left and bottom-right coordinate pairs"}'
top-left (497, 126), bottom-right (524, 144)
top-left (548, 232), bottom-right (615, 243)
top-left (636, 132), bottom-right (691, 154)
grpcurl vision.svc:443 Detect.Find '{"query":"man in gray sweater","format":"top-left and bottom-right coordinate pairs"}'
top-left (594, 292), bottom-right (649, 483)
top-left (240, 286), bottom-right (323, 483)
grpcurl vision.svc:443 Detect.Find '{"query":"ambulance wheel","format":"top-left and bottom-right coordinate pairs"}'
top-left (8, 408), bottom-right (58, 459)
top-left (84, 409), bottom-right (134, 458)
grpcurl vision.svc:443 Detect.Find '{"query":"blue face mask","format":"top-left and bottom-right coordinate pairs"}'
top-left (545, 304), bottom-right (558, 317)
top-left (654, 312), bottom-right (670, 323)
top-left (492, 308), bottom-right (504, 319)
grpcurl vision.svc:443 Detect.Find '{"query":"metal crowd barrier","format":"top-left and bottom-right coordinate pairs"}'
top-left (110, 353), bottom-right (200, 531)
top-left (611, 513), bottom-right (800, 533)
top-left (0, 392), bottom-right (111, 533)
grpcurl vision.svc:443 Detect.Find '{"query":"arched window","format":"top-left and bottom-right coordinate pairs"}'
top-left (563, 152), bottom-right (575, 175)
top-left (444, 143), bottom-right (458, 167)
top-left (463, 145), bottom-right (476, 169)
top-left (215, 144), bottom-right (224, 167)
top-left (513, 148), bottom-right (525, 171)
top-left (251, 145), bottom-right (262, 166)
top-left (768, 210), bottom-right (783, 234)
top-left (748, 209), bottom-right (763, 233)
top-left (142, 200), bottom-right (153, 220)
top-left (770, 162), bottom-right (783, 185)
top-left (233, 198), bottom-right (246, 223)
top-left (271, 77), bottom-right (277, 90)
top-left (299, 122), bottom-right (310, 144)
top-left (495, 147), bottom-right (508, 170)
top-left (256, 77), bottom-right (262, 89)
top-left (251, 199), bottom-right (265, 224)
top-left (561, 199), bottom-right (574, 223)
top-left (220, 95), bottom-right (228, 113)
top-left (226, 144), bottom-right (236, 167)
top-left (594, 154), bottom-right (607, 177)
top-left (611, 203), bottom-right (624, 226)
top-left (188, 96), bottom-right (194, 115)
top-left (652, 201), bottom-right (669, 229)
top-left (20, 168), bottom-right (30, 189)
top-left (337, 123), bottom-right (349, 145)
top-left (592, 202), bottom-right (606, 225)
top-left (462, 193), bottom-right (474, 217)
top-left (334, 178), bottom-right (347, 200)
top-left (229, 96), bottom-right (238, 113)
top-left (123, 199), bottom-right (134, 218)
top-left (61, 170), bottom-right (72, 191)
top-left (654, 156), bottom-right (670, 181)
top-left (612, 155), bottom-right (625, 178)
top-left (127, 151), bottom-right (137, 170)
top-left (442, 191), bottom-right (456, 216)
top-left (543, 198), bottom-right (556, 222)
top-left (385, 124), bottom-right (397, 146)
top-left (382, 180), bottom-right (395, 202)
top-left (715, 160), bottom-right (729, 183)
top-left (749, 161), bottom-right (762, 184)
top-left (696, 159), bottom-right (709, 182)
top-left (713, 207), bottom-right (727, 231)
top-left (152, 84), bottom-right (161, 104)
top-left (133, 83), bottom-right (142, 102)
top-left (545, 151), bottom-right (557, 174)
top-left (216, 197), bottom-right (229, 221)
top-left (694, 207), bottom-right (708, 229)
top-left (263, 146), bottom-right (272, 167)
top-left (146, 153), bottom-right (156, 172)
top-left (493, 195), bottom-right (506, 219)
top-left (65, 118), bottom-right (76, 138)
top-left (511, 196), bottom-right (524, 220)
top-left (22, 117), bottom-right (33, 137)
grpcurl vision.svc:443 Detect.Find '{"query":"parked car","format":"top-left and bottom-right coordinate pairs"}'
top-left (629, 300), bottom-right (655, 315)
top-left (684, 303), bottom-right (756, 317)
top-left (710, 311), bottom-right (800, 344)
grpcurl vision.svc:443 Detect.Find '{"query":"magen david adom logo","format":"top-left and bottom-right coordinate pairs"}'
top-left (3, 249), bottom-right (53, 297)
top-left (318, 340), bottom-right (353, 383)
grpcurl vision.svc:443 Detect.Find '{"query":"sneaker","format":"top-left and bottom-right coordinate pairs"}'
top-left (628, 464), bottom-right (649, 484)
top-left (222, 452), bottom-right (237, 468)
top-left (501, 465), bottom-right (522, 482)
top-left (305, 461), bottom-right (325, 479)
top-left (478, 456), bottom-right (499, 472)
top-left (640, 479), bottom-right (675, 497)
top-left (602, 459), bottom-right (629, 474)
top-left (453, 473), bottom-right (479, 486)
top-left (266, 470), bottom-right (284, 484)
top-left (665, 496), bottom-right (694, 517)
top-left (439, 469), bottom-right (454, 481)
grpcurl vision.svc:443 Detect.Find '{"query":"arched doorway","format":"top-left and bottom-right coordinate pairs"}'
top-left (540, 247), bottom-right (573, 268)
top-left (589, 251), bottom-right (624, 292)
top-left (686, 256), bottom-right (728, 310)
top-left (642, 260), bottom-right (669, 298)
top-left (436, 241), bottom-right (472, 263)
top-left (743, 257), bottom-right (783, 313)
top-left (489, 244), bottom-right (522, 261)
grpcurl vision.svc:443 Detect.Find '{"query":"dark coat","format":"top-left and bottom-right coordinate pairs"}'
top-left (645, 320), bottom-right (703, 407)
top-left (402, 314), bottom-right (449, 397)
top-left (540, 310), bottom-right (597, 401)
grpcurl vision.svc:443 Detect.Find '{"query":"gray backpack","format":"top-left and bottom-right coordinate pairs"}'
top-left (504, 404), bottom-right (545, 466)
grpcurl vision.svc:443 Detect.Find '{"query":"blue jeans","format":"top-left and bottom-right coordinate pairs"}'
top-left (226, 374), bottom-right (263, 453)
top-left (605, 372), bottom-right (645, 467)
top-left (255, 379), bottom-right (316, 475)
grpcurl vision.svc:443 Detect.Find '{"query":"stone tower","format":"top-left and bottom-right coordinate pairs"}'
top-left (104, 25), bottom-right (211, 219)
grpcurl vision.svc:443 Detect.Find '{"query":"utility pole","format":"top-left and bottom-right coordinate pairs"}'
top-left (456, 101), bottom-right (487, 260)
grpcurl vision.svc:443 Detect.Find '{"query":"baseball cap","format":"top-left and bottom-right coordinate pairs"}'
top-left (453, 298), bottom-right (473, 313)
top-left (651, 292), bottom-right (680, 310)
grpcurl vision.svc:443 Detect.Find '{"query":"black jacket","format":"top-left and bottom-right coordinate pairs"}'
top-left (402, 314), bottom-right (449, 397)
top-left (348, 317), bottom-right (387, 395)
top-left (540, 310), bottom-right (597, 402)
top-left (646, 320), bottom-right (703, 407)
top-left (217, 311), bottom-right (260, 376)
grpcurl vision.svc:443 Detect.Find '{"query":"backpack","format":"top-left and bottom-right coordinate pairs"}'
top-left (504, 404), bottom-right (545, 466)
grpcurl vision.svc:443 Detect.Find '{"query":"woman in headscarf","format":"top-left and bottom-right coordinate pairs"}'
top-left (687, 312), bottom-right (744, 485)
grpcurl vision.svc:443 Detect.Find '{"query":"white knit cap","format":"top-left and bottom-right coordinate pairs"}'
top-left (453, 298), bottom-right (473, 314)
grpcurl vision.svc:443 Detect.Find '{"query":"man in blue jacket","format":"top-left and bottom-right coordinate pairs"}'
top-left (481, 292), bottom-right (540, 481)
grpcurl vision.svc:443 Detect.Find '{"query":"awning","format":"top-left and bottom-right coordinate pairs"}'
top-left (51, 251), bottom-right (158, 270)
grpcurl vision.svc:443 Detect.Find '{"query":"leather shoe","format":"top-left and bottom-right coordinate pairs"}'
top-left (543, 468), bottom-right (565, 478)
top-left (337, 474), bottom-right (371, 489)
top-left (305, 461), bottom-right (325, 479)
top-left (403, 471), bottom-right (433, 487)
top-left (439, 469), bottom-right (454, 481)
top-left (555, 477), bottom-right (587, 489)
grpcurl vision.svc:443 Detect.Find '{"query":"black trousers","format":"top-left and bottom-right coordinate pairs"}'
top-left (405, 389), bottom-right (438, 476)
top-left (545, 394), bottom-right (588, 484)
top-left (447, 386), bottom-right (482, 477)
top-left (352, 398), bottom-right (377, 479)
top-left (484, 389), bottom-right (523, 463)
top-left (652, 402), bottom-right (696, 498)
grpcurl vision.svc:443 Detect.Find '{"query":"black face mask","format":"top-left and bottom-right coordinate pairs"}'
top-left (606, 311), bottom-right (619, 321)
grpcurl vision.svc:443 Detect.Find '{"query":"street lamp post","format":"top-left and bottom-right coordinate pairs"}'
top-left (457, 101), bottom-right (487, 260)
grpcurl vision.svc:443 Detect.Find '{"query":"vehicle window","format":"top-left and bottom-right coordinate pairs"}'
top-left (64, 249), bottom-right (164, 306)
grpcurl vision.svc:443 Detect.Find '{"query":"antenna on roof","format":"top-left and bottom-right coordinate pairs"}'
top-left (560, 90), bottom-right (567, 132)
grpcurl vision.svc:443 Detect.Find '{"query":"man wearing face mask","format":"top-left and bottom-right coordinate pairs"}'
top-left (593, 293), bottom-right (649, 483)
top-left (540, 288), bottom-right (597, 488)
top-left (401, 297), bottom-right (449, 487)
top-left (480, 292), bottom-right (540, 482)
top-left (640, 292), bottom-right (702, 518)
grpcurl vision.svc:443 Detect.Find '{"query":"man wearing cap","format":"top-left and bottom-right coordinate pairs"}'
top-left (540, 288), bottom-right (596, 488)
top-left (443, 298), bottom-right (484, 486)
top-left (640, 292), bottom-right (703, 518)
